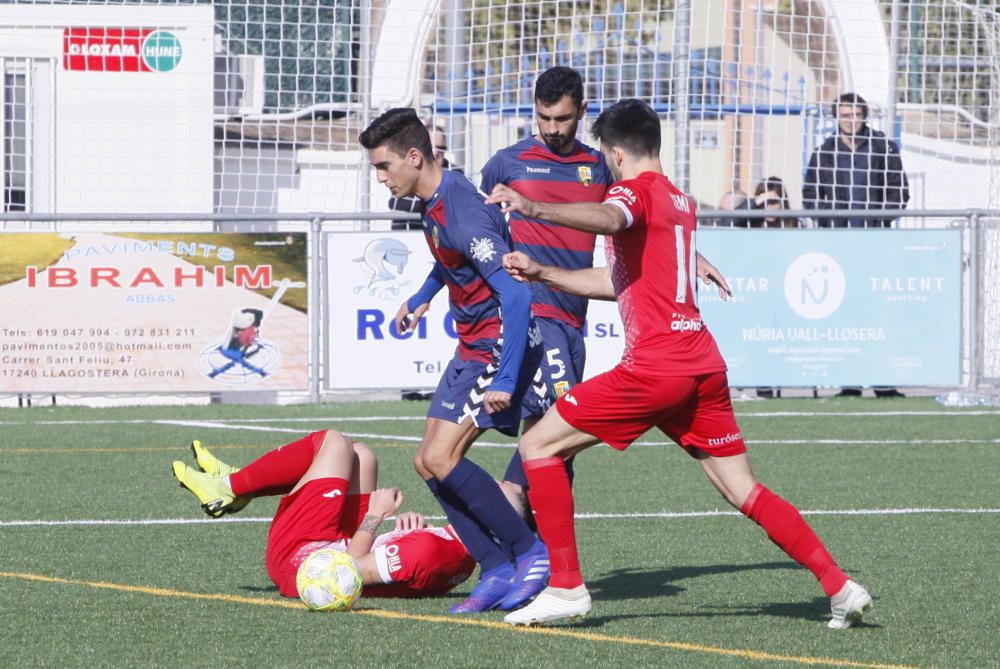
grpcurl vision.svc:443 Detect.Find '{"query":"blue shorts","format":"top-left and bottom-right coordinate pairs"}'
top-left (521, 318), bottom-right (587, 419)
top-left (427, 331), bottom-right (543, 438)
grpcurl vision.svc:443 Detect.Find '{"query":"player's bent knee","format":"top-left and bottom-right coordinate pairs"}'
top-left (317, 429), bottom-right (353, 458)
top-left (419, 447), bottom-right (460, 479)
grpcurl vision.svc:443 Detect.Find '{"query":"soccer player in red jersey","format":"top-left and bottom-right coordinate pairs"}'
top-left (487, 99), bottom-right (872, 629)
top-left (171, 431), bottom-right (475, 601)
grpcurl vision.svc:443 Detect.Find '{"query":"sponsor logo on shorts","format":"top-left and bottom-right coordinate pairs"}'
top-left (441, 401), bottom-right (455, 409)
top-left (563, 393), bottom-right (578, 406)
top-left (707, 432), bottom-right (742, 447)
top-left (322, 489), bottom-right (343, 498)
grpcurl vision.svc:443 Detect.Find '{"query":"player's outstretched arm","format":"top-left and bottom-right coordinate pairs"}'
top-left (486, 184), bottom-right (627, 234)
top-left (396, 263), bottom-right (445, 333)
top-left (503, 251), bottom-right (615, 300)
top-left (695, 252), bottom-right (733, 300)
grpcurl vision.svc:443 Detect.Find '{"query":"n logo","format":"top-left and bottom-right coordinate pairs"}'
top-left (783, 253), bottom-right (846, 319)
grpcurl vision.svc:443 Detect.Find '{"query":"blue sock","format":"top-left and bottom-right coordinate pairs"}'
top-left (441, 458), bottom-right (536, 556)
top-left (425, 477), bottom-right (510, 572)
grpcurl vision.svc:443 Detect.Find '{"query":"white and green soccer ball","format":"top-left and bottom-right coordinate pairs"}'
top-left (296, 548), bottom-right (363, 612)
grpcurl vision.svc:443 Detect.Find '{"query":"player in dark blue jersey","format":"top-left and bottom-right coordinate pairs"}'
top-left (359, 108), bottom-right (550, 614)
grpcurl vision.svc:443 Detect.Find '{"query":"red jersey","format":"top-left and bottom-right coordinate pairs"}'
top-left (365, 525), bottom-right (476, 598)
top-left (601, 172), bottom-right (727, 376)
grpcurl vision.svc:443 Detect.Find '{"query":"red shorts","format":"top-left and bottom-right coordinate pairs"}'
top-left (555, 366), bottom-right (746, 457)
top-left (264, 478), bottom-right (369, 597)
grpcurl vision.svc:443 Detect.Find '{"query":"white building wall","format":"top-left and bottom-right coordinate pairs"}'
top-left (0, 5), bottom-right (214, 213)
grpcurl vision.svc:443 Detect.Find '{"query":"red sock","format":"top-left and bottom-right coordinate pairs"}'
top-left (741, 484), bottom-right (848, 596)
top-left (524, 456), bottom-right (582, 589)
top-left (229, 431), bottom-right (325, 497)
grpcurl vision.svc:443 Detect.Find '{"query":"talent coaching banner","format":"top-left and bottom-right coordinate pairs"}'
top-left (0, 232), bottom-right (308, 392)
top-left (696, 229), bottom-right (962, 387)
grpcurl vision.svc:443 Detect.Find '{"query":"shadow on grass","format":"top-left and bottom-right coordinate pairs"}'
top-left (586, 561), bottom-right (795, 601)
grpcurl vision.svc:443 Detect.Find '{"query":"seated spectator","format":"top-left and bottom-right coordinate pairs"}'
top-left (714, 189), bottom-right (753, 228)
top-left (751, 177), bottom-right (799, 229)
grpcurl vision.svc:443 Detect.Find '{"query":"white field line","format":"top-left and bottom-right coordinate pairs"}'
top-left (2, 417), bottom-right (998, 449)
top-left (2, 408), bottom-right (1000, 429)
top-left (2, 507), bottom-right (999, 528)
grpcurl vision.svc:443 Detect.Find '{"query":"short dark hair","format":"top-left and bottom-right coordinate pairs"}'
top-left (754, 176), bottom-right (790, 208)
top-left (834, 92), bottom-right (868, 119)
top-left (359, 108), bottom-right (433, 160)
top-left (534, 66), bottom-right (584, 107)
top-left (590, 98), bottom-right (661, 157)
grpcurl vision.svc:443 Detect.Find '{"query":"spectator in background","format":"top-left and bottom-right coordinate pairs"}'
top-left (390, 124), bottom-right (456, 231)
top-left (751, 177), bottom-right (799, 229)
top-left (802, 92), bottom-right (909, 229)
top-left (713, 189), bottom-right (752, 228)
top-left (803, 93), bottom-right (909, 398)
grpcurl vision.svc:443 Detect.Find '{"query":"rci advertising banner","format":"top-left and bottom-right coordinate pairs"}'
top-left (697, 229), bottom-right (962, 386)
top-left (0, 232), bottom-right (308, 392)
top-left (325, 232), bottom-right (625, 390)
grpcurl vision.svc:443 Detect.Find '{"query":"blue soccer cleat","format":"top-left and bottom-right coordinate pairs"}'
top-left (448, 564), bottom-right (514, 614)
top-left (499, 539), bottom-right (550, 610)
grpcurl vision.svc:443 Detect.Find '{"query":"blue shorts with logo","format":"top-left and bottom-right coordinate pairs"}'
top-left (520, 317), bottom-right (587, 419)
top-left (427, 325), bottom-right (544, 438)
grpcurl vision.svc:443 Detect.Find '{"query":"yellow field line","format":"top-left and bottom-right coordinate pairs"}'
top-left (0, 571), bottom-right (920, 669)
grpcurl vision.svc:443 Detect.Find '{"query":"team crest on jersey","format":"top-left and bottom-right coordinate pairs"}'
top-left (469, 237), bottom-right (497, 263)
top-left (432, 226), bottom-right (440, 248)
top-left (577, 165), bottom-right (593, 187)
top-left (553, 380), bottom-right (570, 398)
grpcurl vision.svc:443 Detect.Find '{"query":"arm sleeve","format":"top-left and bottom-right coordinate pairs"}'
top-left (484, 268), bottom-right (532, 395)
top-left (883, 139), bottom-right (910, 208)
top-left (802, 149), bottom-right (824, 210)
top-left (406, 263), bottom-right (445, 312)
top-left (602, 180), bottom-right (645, 229)
top-left (479, 155), bottom-right (503, 195)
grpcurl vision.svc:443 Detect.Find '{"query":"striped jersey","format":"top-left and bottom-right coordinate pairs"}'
top-left (480, 137), bottom-right (614, 329)
top-left (601, 172), bottom-right (727, 376)
top-left (421, 170), bottom-right (520, 363)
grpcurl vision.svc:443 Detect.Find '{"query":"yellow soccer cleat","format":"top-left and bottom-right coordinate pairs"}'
top-left (191, 439), bottom-right (239, 477)
top-left (189, 440), bottom-right (250, 514)
top-left (172, 461), bottom-right (244, 518)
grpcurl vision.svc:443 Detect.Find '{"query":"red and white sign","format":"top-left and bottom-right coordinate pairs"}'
top-left (63, 27), bottom-right (152, 72)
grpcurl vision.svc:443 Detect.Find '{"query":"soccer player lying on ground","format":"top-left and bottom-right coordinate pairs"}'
top-left (359, 108), bottom-right (550, 614)
top-left (172, 431), bottom-right (475, 600)
top-left (486, 98), bottom-right (873, 630)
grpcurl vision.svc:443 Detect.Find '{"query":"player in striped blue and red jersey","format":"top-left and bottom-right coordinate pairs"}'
top-left (481, 67), bottom-right (731, 522)
top-left (479, 66), bottom-right (613, 516)
top-left (359, 108), bottom-right (550, 614)
top-left (488, 99), bottom-right (872, 630)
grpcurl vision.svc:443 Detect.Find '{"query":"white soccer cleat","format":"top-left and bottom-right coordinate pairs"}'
top-left (503, 585), bottom-right (592, 626)
top-left (828, 579), bottom-right (873, 630)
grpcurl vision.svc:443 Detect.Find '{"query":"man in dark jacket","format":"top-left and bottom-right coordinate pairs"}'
top-left (803, 92), bottom-right (909, 228)
top-left (803, 93), bottom-right (909, 398)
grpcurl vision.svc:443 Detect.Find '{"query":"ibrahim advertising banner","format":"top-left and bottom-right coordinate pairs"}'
top-left (0, 232), bottom-right (308, 392)
top-left (325, 232), bottom-right (626, 390)
top-left (697, 229), bottom-right (962, 386)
